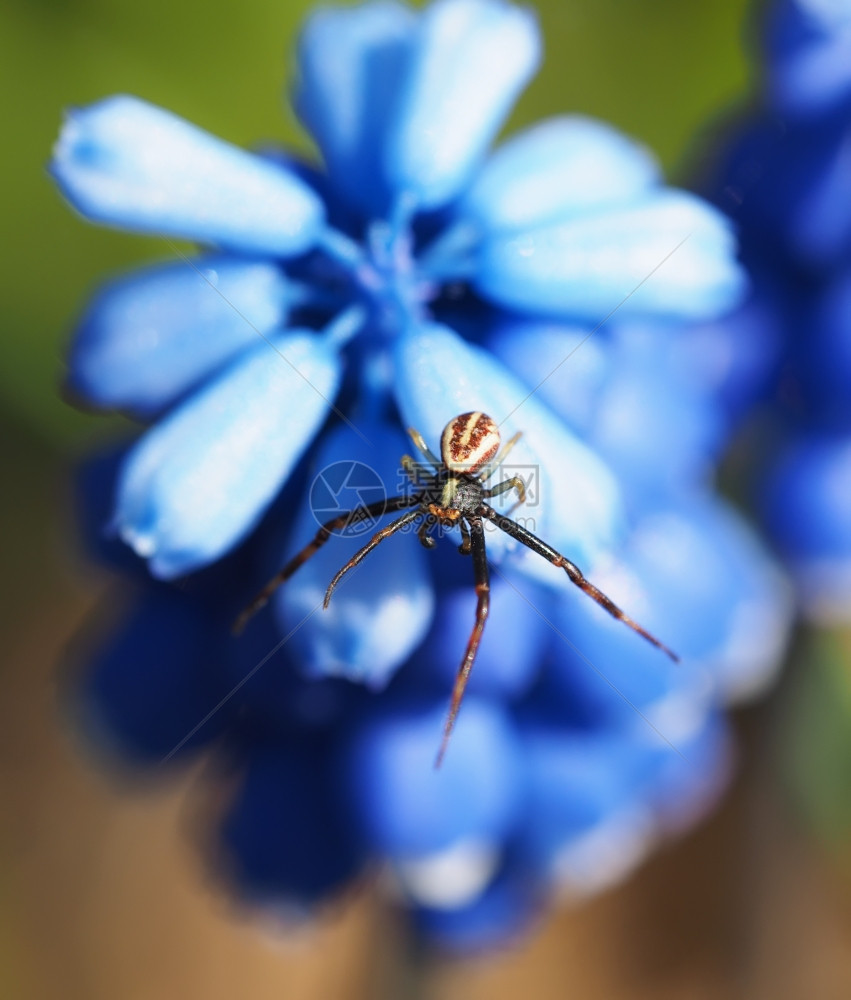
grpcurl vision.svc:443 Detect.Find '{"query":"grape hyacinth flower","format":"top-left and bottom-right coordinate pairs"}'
top-left (699, 0), bottom-right (851, 624)
top-left (56, 0), bottom-right (788, 950)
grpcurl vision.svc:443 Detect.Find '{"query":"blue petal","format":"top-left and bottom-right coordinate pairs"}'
top-left (460, 115), bottom-right (661, 233)
top-left (640, 710), bottom-right (732, 836)
top-left (341, 695), bottom-right (522, 856)
top-left (51, 96), bottom-right (325, 256)
top-left (475, 190), bottom-right (747, 322)
top-left (515, 713), bottom-right (731, 892)
top-left (68, 255), bottom-right (291, 418)
top-left (115, 331), bottom-right (340, 578)
top-left (274, 421), bottom-right (434, 688)
top-left (767, 0), bottom-right (851, 117)
top-left (386, 0), bottom-right (540, 210)
top-left (488, 318), bottom-right (724, 515)
top-left (514, 725), bottom-right (657, 892)
top-left (72, 589), bottom-right (234, 766)
top-left (403, 559), bottom-right (554, 701)
top-left (394, 322), bottom-right (625, 575)
top-left (412, 864), bottom-right (541, 952)
top-left (803, 263), bottom-right (851, 423)
top-left (220, 740), bottom-right (365, 910)
top-left (486, 318), bottom-right (611, 430)
top-left (548, 496), bottom-right (790, 720)
top-left (675, 289), bottom-right (784, 427)
top-left (294, 1), bottom-right (416, 219)
top-left (761, 432), bottom-right (851, 624)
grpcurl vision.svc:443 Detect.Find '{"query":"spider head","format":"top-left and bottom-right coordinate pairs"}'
top-left (440, 412), bottom-right (500, 476)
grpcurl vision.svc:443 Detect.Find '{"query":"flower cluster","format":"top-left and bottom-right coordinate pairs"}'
top-left (56, 0), bottom-right (790, 949)
top-left (698, 0), bottom-right (851, 623)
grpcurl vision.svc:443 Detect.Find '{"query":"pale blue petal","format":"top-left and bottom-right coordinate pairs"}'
top-left (68, 256), bottom-right (291, 417)
top-left (476, 190), bottom-right (747, 322)
top-left (51, 96), bottom-right (325, 256)
top-left (486, 318), bottom-right (610, 430)
top-left (294, 1), bottom-right (416, 219)
top-left (275, 421), bottom-right (434, 688)
top-left (460, 115), bottom-right (661, 233)
top-left (394, 322), bottom-right (625, 575)
top-left (115, 331), bottom-right (340, 578)
top-left (387, 0), bottom-right (540, 210)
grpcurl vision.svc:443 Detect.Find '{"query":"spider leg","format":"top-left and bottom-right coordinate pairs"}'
top-left (435, 515), bottom-right (489, 768)
top-left (484, 474), bottom-right (527, 516)
top-left (479, 430), bottom-right (522, 483)
top-left (479, 505), bottom-right (680, 663)
top-left (407, 426), bottom-right (441, 470)
top-left (232, 495), bottom-right (421, 634)
top-left (324, 508), bottom-right (423, 608)
top-left (417, 515), bottom-right (438, 549)
top-left (458, 518), bottom-right (472, 555)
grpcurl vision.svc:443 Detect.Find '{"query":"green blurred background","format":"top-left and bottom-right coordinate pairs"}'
top-left (2, 0), bottom-right (850, 997)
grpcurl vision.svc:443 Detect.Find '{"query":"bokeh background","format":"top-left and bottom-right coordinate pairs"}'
top-left (2, 0), bottom-right (850, 996)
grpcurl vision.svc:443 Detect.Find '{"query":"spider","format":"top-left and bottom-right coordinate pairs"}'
top-left (234, 411), bottom-right (678, 766)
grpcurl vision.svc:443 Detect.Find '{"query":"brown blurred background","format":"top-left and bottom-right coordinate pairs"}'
top-left (2, 0), bottom-right (851, 996)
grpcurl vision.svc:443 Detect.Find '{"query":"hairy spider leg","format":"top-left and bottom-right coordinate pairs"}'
top-left (323, 508), bottom-right (423, 608)
top-left (417, 514), bottom-right (439, 549)
top-left (479, 431), bottom-right (526, 515)
top-left (484, 474), bottom-right (526, 508)
top-left (480, 506), bottom-right (680, 663)
top-left (435, 515), bottom-right (490, 768)
top-left (232, 495), bottom-right (421, 634)
top-left (406, 426), bottom-right (441, 470)
top-left (458, 518), bottom-right (472, 555)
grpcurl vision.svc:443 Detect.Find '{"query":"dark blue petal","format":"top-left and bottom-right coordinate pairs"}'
top-left (460, 115), bottom-right (660, 233)
top-left (476, 190), bottom-right (747, 322)
top-left (294, 1), bottom-right (416, 219)
top-left (115, 331), bottom-right (340, 578)
top-left (274, 421), bottom-right (434, 688)
top-left (51, 96), bottom-right (325, 256)
top-left (386, 0), bottom-right (540, 210)
top-left (342, 695), bottom-right (522, 857)
top-left (71, 589), bottom-right (233, 767)
top-left (803, 265), bottom-right (851, 423)
top-left (760, 432), bottom-right (851, 624)
top-left (68, 256), bottom-right (291, 418)
top-left (219, 739), bottom-right (365, 910)
top-left (394, 322), bottom-right (625, 575)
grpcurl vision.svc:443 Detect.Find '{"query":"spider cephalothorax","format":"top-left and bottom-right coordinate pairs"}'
top-left (235, 411), bottom-right (678, 766)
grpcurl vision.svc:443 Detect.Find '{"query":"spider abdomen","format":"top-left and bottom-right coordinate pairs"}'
top-left (440, 412), bottom-right (500, 474)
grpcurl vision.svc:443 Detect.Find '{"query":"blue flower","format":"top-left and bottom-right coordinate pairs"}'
top-left (699, 0), bottom-right (851, 625)
top-left (56, 0), bottom-right (782, 951)
top-left (53, 0), bottom-right (744, 584)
